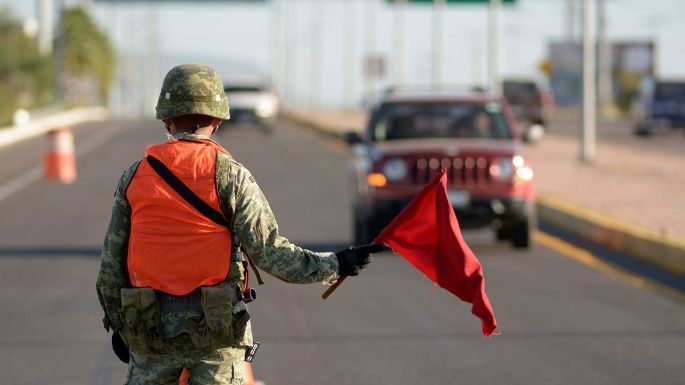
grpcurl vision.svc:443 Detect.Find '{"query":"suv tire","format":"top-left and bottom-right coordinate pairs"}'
top-left (511, 219), bottom-right (532, 249)
top-left (634, 124), bottom-right (652, 137)
top-left (495, 227), bottom-right (511, 242)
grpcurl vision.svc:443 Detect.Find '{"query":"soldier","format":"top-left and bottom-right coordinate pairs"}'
top-left (96, 64), bottom-right (381, 385)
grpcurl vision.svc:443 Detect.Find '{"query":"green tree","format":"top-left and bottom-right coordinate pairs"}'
top-left (59, 6), bottom-right (115, 103)
top-left (0, 7), bottom-right (53, 126)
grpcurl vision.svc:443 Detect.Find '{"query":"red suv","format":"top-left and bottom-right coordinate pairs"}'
top-left (347, 91), bottom-right (536, 248)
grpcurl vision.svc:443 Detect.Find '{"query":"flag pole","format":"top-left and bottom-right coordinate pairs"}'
top-left (322, 243), bottom-right (386, 300)
top-left (321, 276), bottom-right (347, 300)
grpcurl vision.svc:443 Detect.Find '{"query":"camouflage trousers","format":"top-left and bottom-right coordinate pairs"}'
top-left (125, 334), bottom-right (245, 385)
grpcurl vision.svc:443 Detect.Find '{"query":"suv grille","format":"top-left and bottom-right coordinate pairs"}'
top-left (411, 157), bottom-right (491, 186)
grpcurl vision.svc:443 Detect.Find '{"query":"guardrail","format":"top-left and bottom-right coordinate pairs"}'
top-left (0, 107), bottom-right (109, 149)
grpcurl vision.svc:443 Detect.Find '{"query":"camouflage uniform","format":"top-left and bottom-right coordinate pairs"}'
top-left (96, 64), bottom-right (339, 385)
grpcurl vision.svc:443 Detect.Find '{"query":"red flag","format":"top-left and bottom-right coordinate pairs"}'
top-left (374, 168), bottom-right (498, 337)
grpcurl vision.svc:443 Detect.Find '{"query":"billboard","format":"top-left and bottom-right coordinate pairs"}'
top-left (549, 42), bottom-right (582, 106)
top-left (612, 42), bottom-right (655, 111)
top-left (548, 41), bottom-right (655, 108)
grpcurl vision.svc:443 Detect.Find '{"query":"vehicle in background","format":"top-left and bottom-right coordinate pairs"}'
top-left (346, 90), bottom-right (537, 249)
top-left (222, 81), bottom-right (279, 130)
top-left (503, 79), bottom-right (549, 141)
top-left (632, 78), bottom-right (685, 136)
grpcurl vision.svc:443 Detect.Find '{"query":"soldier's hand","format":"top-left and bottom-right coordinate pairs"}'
top-left (335, 244), bottom-right (384, 276)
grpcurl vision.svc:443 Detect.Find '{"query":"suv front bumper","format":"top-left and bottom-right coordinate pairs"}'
top-left (366, 196), bottom-right (531, 230)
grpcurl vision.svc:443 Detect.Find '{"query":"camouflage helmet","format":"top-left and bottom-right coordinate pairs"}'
top-left (155, 64), bottom-right (230, 120)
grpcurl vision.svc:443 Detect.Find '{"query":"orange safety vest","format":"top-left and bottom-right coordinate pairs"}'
top-left (126, 139), bottom-right (233, 296)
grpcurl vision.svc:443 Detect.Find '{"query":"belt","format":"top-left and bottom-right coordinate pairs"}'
top-left (156, 290), bottom-right (202, 313)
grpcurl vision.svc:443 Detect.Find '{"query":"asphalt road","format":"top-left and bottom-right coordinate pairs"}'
top-left (0, 119), bottom-right (683, 385)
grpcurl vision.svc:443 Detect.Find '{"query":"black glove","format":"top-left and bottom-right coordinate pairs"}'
top-left (112, 332), bottom-right (130, 364)
top-left (335, 244), bottom-right (384, 276)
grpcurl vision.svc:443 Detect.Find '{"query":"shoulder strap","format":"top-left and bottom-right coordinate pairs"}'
top-left (146, 155), bottom-right (229, 227)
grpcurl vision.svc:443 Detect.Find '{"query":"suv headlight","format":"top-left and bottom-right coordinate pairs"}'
top-left (383, 158), bottom-right (407, 181)
top-left (256, 98), bottom-right (276, 118)
top-left (490, 157), bottom-right (514, 180)
top-left (516, 165), bottom-right (534, 181)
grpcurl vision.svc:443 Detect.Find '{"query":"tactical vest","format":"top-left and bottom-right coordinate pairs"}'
top-left (126, 139), bottom-right (233, 296)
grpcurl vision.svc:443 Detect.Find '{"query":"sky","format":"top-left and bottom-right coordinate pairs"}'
top-left (3, 0), bottom-right (685, 112)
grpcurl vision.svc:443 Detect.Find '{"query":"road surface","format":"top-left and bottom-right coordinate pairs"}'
top-left (0, 119), bottom-right (683, 385)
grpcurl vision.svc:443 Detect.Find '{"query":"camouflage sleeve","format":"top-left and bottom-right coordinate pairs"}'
top-left (217, 154), bottom-right (339, 285)
top-left (95, 161), bottom-right (139, 332)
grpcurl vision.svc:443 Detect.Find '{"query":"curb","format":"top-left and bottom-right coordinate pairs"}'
top-left (280, 109), bottom-right (685, 277)
top-left (536, 194), bottom-right (685, 276)
top-left (0, 106), bottom-right (109, 149)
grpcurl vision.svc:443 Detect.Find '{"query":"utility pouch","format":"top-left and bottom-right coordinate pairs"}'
top-left (184, 317), bottom-right (211, 349)
top-left (200, 283), bottom-right (234, 346)
top-left (232, 297), bottom-right (251, 346)
top-left (120, 288), bottom-right (163, 352)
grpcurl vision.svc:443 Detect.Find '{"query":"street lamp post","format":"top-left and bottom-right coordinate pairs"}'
top-left (345, 1), bottom-right (358, 108)
top-left (53, 0), bottom-right (65, 102)
top-left (364, 0), bottom-right (377, 106)
top-left (309, 0), bottom-right (323, 108)
top-left (394, 0), bottom-right (406, 88)
top-left (566, 0), bottom-right (577, 41)
top-left (271, 0), bottom-right (284, 99)
top-left (489, 0), bottom-right (501, 96)
top-left (581, 0), bottom-right (597, 162)
top-left (597, 0), bottom-right (613, 113)
top-left (38, 0), bottom-right (53, 55)
top-left (433, 0), bottom-right (445, 89)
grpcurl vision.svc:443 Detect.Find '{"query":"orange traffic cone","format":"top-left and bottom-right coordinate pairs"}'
top-left (43, 128), bottom-right (76, 183)
top-left (179, 362), bottom-right (261, 385)
top-left (242, 362), bottom-right (261, 385)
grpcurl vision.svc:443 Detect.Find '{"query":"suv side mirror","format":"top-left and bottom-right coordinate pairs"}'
top-left (342, 131), bottom-right (363, 145)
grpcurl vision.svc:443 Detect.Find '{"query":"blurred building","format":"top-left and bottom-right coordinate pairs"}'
top-left (6, 0), bottom-right (685, 113)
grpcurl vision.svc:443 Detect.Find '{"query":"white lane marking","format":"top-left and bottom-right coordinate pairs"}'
top-left (0, 123), bottom-right (134, 203)
top-left (74, 123), bottom-right (130, 157)
top-left (0, 167), bottom-right (42, 202)
top-left (535, 231), bottom-right (685, 303)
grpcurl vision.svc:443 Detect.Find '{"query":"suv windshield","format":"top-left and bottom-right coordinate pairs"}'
top-left (654, 82), bottom-right (685, 101)
top-left (372, 102), bottom-right (512, 142)
top-left (503, 81), bottom-right (541, 106)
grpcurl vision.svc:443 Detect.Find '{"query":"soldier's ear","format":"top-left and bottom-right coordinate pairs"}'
top-left (163, 118), bottom-right (174, 134)
top-left (211, 119), bottom-right (222, 134)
